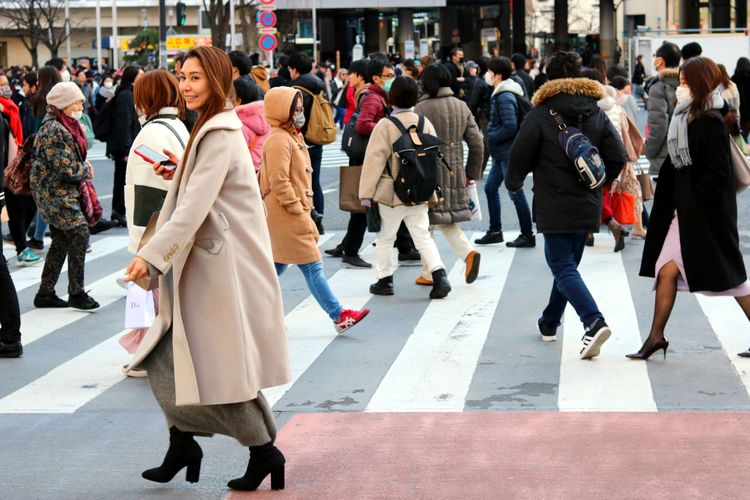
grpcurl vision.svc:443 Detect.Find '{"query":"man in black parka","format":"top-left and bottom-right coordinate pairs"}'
top-left (506, 51), bottom-right (627, 359)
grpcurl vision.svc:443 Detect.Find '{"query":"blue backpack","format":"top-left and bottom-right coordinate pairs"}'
top-left (549, 108), bottom-right (606, 190)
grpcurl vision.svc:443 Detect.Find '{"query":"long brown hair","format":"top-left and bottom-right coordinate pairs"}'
top-left (680, 56), bottom-right (723, 118)
top-left (134, 69), bottom-right (185, 119)
top-left (180, 46), bottom-right (235, 167)
top-left (33, 66), bottom-right (61, 119)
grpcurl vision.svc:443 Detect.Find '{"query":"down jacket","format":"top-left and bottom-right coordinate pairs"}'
top-left (487, 78), bottom-right (524, 161)
top-left (506, 78), bottom-right (627, 234)
top-left (414, 87), bottom-right (484, 224)
top-left (645, 68), bottom-right (679, 175)
top-left (355, 84), bottom-right (389, 138)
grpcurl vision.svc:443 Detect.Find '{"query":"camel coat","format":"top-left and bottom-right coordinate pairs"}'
top-left (130, 106), bottom-right (290, 406)
top-left (260, 87), bottom-right (321, 265)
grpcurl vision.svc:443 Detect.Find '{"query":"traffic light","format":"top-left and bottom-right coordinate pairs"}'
top-left (176, 1), bottom-right (186, 26)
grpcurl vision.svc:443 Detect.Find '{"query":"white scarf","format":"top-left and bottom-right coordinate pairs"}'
top-left (668, 88), bottom-right (724, 169)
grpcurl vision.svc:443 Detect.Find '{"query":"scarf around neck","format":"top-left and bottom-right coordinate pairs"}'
top-left (50, 106), bottom-right (88, 162)
top-left (668, 88), bottom-right (724, 169)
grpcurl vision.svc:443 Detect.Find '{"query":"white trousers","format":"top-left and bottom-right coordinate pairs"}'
top-left (376, 204), bottom-right (445, 279)
top-left (420, 223), bottom-right (474, 279)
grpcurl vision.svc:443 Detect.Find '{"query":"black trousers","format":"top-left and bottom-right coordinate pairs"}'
top-left (112, 157), bottom-right (128, 216)
top-left (3, 189), bottom-right (36, 254)
top-left (0, 253), bottom-right (21, 343)
top-left (39, 224), bottom-right (90, 296)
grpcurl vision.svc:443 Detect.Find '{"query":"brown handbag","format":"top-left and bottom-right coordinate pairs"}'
top-left (339, 165), bottom-right (366, 214)
top-left (133, 212), bottom-right (160, 291)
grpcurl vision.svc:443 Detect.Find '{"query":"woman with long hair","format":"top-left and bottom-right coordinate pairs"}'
top-left (124, 46), bottom-right (290, 492)
top-left (633, 56), bottom-right (750, 360)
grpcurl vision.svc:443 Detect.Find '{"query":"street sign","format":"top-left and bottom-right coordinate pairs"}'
top-left (352, 43), bottom-right (363, 61)
top-left (404, 40), bottom-right (415, 60)
top-left (259, 34), bottom-right (278, 52)
top-left (259, 10), bottom-right (276, 28)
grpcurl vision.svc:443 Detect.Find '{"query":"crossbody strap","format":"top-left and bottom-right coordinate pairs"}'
top-left (549, 108), bottom-right (566, 130)
top-left (148, 119), bottom-right (186, 149)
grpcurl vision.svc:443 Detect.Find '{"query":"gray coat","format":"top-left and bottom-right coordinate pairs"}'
top-left (645, 68), bottom-right (679, 175)
top-left (414, 87), bottom-right (484, 225)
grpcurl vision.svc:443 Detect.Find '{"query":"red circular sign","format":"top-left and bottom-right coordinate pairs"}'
top-left (259, 34), bottom-right (277, 52)
top-left (259, 10), bottom-right (277, 27)
top-left (259, 0), bottom-right (275, 4)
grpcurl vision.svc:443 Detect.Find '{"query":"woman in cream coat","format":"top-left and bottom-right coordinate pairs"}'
top-left (125, 46), bottom-right (289, 493)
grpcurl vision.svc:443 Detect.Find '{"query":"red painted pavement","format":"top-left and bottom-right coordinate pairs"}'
top-left (228, 412), bottom-right (750, 499)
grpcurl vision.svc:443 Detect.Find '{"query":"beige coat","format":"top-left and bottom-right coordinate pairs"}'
top-left (359, 110), bottom-right (438, 207)
top-left (130, 107), bottom-right (290, 406)
top-left (260, 87), bottom-right (321, 265)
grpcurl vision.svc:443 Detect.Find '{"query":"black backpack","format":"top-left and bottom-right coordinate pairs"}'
top-left (514, 94), bottom-right (532, 124)
top-left (93, 94), bottom-right (116, 142)
top-left (341, 94), bottom-right (368, 163)
top-left (385, 115), bottom-right (451, 205)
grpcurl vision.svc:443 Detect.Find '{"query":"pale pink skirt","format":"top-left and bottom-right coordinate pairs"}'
top-left (654, 212), bottom-right (750, 296)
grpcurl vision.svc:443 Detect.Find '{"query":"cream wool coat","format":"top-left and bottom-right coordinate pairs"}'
top-left (129, 106), bottom-right (290, 406)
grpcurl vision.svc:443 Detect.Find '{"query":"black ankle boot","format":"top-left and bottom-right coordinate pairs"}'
top-left (430, 269), bottom-right (451, 299)
top-left (227, 442), bottom-right (286, 491)
top-left (369, 275), bottom-right (394, 295)
top-left (142, 426), bottom-right (203, 484)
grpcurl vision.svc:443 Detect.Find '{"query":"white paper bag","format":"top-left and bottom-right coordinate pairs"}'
top-left (467, 181), bottom-right (482, 221)
top-left (124, 282), bottom-right (155, 329)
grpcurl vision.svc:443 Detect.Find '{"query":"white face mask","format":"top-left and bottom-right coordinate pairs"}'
top-left (484, 72), bottom-right (495, 86)
top-left (675, 86), bottom-right (691, 103)
top-left (103, 81), bottom-right (113, 89)
top-left (293, 111), bottom-right (306, 129)
top-left (60, 70), bottom-right (71, 82)
top-left (71, 110), bottom-right (83, 120)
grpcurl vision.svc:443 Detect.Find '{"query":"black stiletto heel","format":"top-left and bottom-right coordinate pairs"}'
top-left (142, 426), bottom-right (203, 484)
top-left (626, 338), bottom-right (670, 360)
top-left (227, 442), bottom-right (286, 491)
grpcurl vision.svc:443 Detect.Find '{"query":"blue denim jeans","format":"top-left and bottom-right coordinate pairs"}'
top-left (539, 233), bottom-right (602, 329)
top-left (34, 210), bottom-right (48, 241)
top-left (484, 159), bottom-right (533, 236)
top-left (275, 260), bottom-right (343, 321)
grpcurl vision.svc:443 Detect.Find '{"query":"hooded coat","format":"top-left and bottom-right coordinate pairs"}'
top-left (251, 66), bottom-right (271, 93)
top-left (260, 87), bottom-right (321, 265)
top-left (130, 106), bottom-right (290, 406)
top-left (645, 68), bottom-right (679, 175)
top-left (640, 111), bottom-right (746, 292)
top-left (414, 87), bottom-right (484, 224)
top-left (236, 101), bottom-right (271, 171)
top-left (506, 78), bottom-right (627, 233)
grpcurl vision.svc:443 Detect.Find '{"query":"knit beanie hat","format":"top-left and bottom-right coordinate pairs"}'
top-left (46, 82), bottom-right (85, 110)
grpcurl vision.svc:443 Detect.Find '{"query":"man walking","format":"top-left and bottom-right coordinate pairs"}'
top-left (475, 57), bottom-right (535, 248)
top-left (645, 41), bottom-right (681, 177)
top-left (506, 51), bottom-right (626, 359)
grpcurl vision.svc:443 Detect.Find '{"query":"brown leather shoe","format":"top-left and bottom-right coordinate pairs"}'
top-left (415, 276), bottom-right (433, 286)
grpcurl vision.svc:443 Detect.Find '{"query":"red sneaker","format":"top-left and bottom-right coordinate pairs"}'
top-left (334, 308), bottom-right (370, 333)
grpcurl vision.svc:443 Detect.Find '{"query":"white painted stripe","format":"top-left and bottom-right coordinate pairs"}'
top-left (264, 235), bottom-right (382, 407)
top-left (558, 234), bottom-right (657, 412)
top-left (9, 236), bottom-right (129, 292)
top-left (366, 233), bottom-right (516, 412)
top-left (696, 295), bottom-right (750, 397)
top-left (0, 331), bottom-right (130, 413)
top-left (20, 270), bottom-right (128, 346)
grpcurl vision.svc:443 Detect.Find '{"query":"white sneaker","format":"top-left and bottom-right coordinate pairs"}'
top-left (580, 318), bottom-right (611, 360)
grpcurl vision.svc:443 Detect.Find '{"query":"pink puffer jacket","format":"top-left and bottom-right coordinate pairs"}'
top-left (235, 101), bottom-right (270, 171)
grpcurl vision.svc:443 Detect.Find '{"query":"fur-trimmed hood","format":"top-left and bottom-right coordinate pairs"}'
top-left (658, 68), bottom-right (680, 81)
top-left (531, 78), bottom-right (606, 120)
top-left (531, 78), bottom-right (605, 106)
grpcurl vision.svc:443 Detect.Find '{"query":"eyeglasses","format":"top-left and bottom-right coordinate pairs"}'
top-left (380, 73), bottom-right (396, 80)
top-left (294, 107), bottom-right (304, 113)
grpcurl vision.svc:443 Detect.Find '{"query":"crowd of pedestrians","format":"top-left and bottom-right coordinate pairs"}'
top-left (1, 39), bottom-right (750, 491)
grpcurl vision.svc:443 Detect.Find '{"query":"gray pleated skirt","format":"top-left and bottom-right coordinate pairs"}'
top-left (142, 328), bottom-right (277, 447)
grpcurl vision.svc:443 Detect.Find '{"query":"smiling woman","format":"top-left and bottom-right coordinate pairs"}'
top-left (122, 46), bottom-right (290, 493)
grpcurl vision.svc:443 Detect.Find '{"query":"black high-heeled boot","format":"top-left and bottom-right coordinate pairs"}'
top-left (227, 442), bottom-right (286, 491)
top-left (142, 426), bottom-right (203, 484)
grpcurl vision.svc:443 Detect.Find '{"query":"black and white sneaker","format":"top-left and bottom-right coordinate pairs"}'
top-left (538, 321), bottom-right (557, 342)
top-left (580, 318), bottom-right (611, 359)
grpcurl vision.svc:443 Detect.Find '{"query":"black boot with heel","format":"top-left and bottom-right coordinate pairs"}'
top-left (227, 442), bottom-right (286, 491)
top-left (142, 426), bottom-right (203, 484)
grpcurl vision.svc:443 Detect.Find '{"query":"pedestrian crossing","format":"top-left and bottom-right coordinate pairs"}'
top-left (3, 229), bottom-right (750, 415)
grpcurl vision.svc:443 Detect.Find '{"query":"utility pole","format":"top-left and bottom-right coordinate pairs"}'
top-left (112, 1), bottom-right (119, 70)
top-left (96, 0), bottom-right (102, 72)
top-left (312, 0), bottom-right (317, 63)
top-left (159, 0), bottom-right (168, 68)
top-left (230, 0), bottom-right (236, 50)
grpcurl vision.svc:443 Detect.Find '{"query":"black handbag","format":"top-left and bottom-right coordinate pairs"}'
top-left (366, 203), bottom-right (381, 232)
top-left (341, 94), bottom-right (368, 163)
